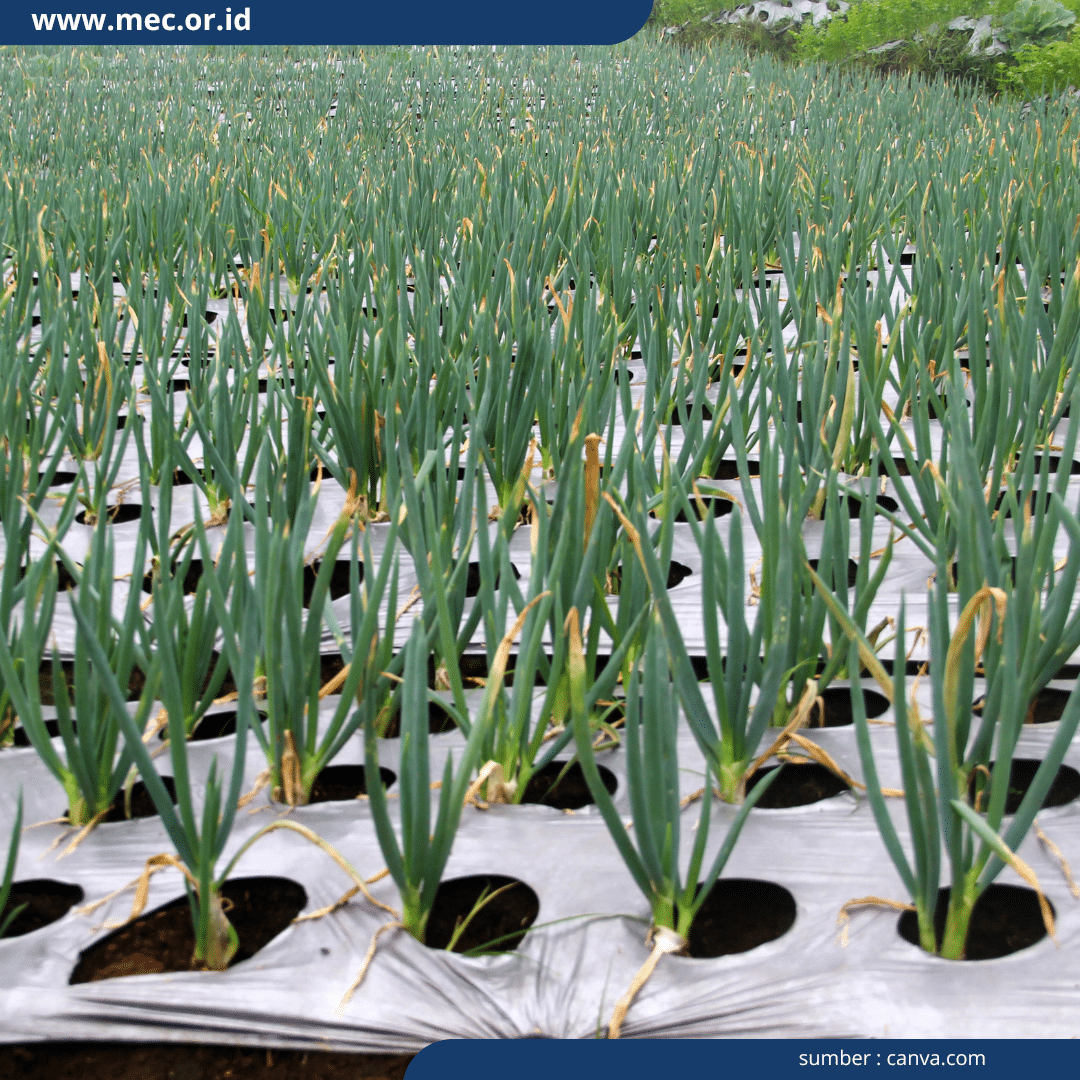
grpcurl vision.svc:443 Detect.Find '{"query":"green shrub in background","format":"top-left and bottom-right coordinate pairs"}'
top-left (1001, 30), bottom-right (1080, 91)
top-left (999, 0), bottom-right (1076, 45)
top-left (646, 0), bottom-right (1080, 94)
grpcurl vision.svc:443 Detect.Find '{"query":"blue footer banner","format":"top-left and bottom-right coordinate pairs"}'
top-left (407, 1040), bottom-right (1066, 1080)
top-left (2, 0), bottom-right (653, 45)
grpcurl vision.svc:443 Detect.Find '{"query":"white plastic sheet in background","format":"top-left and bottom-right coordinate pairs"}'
top-left (2, 691), bottom-right (1080, 1046)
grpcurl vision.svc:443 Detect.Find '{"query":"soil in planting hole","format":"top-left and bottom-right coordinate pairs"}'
top-left (897, 884), bottom-right (1053, 960)
top-left (821, 493), bottom-right (899, 518)
top-left (877, 457), bottom-right (915, 477)
top-left (381, 701), bottom-right (457, 738)
top-left (519, 760), bottom-right (617, 809)
top-left (972, 687), bottom-right (1074, 725)
top-left (669, 400), bottom-right (713, 426)
top-left (142, 557), bottom-right (205, 594)
top-left (462, 561), bottom-right (520, 598)
top-left (806, 558), bottom-right (859, 589)
top-left (74, 504), bottom-right (144, 526)
top-left (0, 1042), bottom-right (414, 1080)
top-left (279, 764), bottom-right (396, 804)
top-left (713, 459), bottom-right (760, 480)
top-left (37, 470), bottom-right (78, 487)
top-left (160, 710), bottom-right (268, 743)
top-left (58, 777), bottom-right (178, 823)
top-left (18, 558), bottom-right (79, 592)
top-left (967, 758), bottom-right (1080, 814)
top-left (69, 876), bottom-right (307, 983)
top-left (665, 497), bottom-right (734, 522)
top-left (0, 879), bottom-right (84, 937)
top-left (683, 878), bottom-right (797, 958)
top-left (609, 560), bottom-right (692, 594)
top-left (746, 763), bottom-right (850, 807)
top-left (38, 661), bottom-right (150, 704)
top-left (802, 686), bottom-right (890, 728)
top-left (423, 874), bottom-right (540, 954)
top-left (994, 490), bottom-right (1054, 519)
top-left (1032, 455), bottom-right (1080, 476)
top-left (302, 559), bottom-right (361, 606)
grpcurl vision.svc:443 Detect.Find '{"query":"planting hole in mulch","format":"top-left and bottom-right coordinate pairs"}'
top-left (801, 686), bottom-right (890, 728)
top-left (994, 490), bottom-right (1054, 519)
top-left (68, 876), bottom-right (307, 983)
top-left (38, 660), bottom-right (150, 704)
top-left (877, 457), bottom-right (915, 477)
top-left (38, 471), bottom-right (78, 487)
top-left (1032, 455), bottom-right (1080, 476)
top-left (663, 497), bottom-right (734, 522)
top-left (746, 763), bottom-right (850, 808)
top-left (807, 558), bottom-right (859, 589)
top-left (967, 758), bottom-right (1080, 814)
top-left (609, 560), bottom-right (692, 594)
top-left (58, 777), bottom-right (178, 824)
top-left (271, 764), bottom-right (396, 804)
top-left (142, 558), bottom-right (205, 594)
top-left (713, 459), bottom-right (761, 480)
top-left (519, 760), bottom-right (617, 809)
top-left (683, 878), bottom-right (797, 958)
top-left (897, 884), bottom-right (1054, 960)
top-left (0, 879), bottom-right (84, 937)
top-left (381, 700), bottom-right (457, 738)
top-left (160, 710), bottom-right (268, 742)
top-left (822, 493), bottom-right (899, 518)
top-left (972, 687), bottom-right (1074, 725)
top-left (669, 400), bottom-right (713, 426)
top-left (302, 559), bottom-right (361, 606)
top-left (74, 504), bottom-right (144, 526)
top-left (462, 561), bottom-right (521, 598)
top-left (423, 874), bottom-right (540, 954)
top-left (19, 558), bottom-right (79, 592)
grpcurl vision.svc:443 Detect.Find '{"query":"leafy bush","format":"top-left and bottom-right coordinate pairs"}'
top-left (1000, 29), bottom-right (1080, 90)
top-left (999, 0), bottom-right (1076, 45)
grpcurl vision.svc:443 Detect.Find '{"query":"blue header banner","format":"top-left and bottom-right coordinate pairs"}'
top-left (3, 0), bottom-right (653, 45)
top-left (406, 1040), bottom-right (1068, 1080)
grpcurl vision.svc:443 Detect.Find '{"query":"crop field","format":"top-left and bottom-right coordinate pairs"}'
top-left (2, 40), bottom-right (1080, 1045)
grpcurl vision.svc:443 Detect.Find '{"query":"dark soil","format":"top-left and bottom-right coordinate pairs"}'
top-left (712, 459), bottom-right (760, 480)
top-left (878, 457), bottom-right (914, 477)
top-left (461, 561), bottom-right (520, 598)
top-left (806, 558), bottom-right (860, 589)
top-left (38, 660), bottom-right (151, 705)
top-left (746, 763), bottom-right (850, 808)
top-left (59, 777), bottom-right (178, 823)
top-left (302, 560), bottom-right (362, 606)
top-left (669, 497), bottom-right (734, 522)
top-left (683, 878), bottom-right (797, 958)
top-left (69, 876), bottom-right (308, 983)
top-left (0, 879), bottom-right (84, 937)
top-left (74, 504), bottom-right (144, 526)
top-left (0, 1042), bottom-right (413, 1080)
top-left (519, 760), bottom-right (617, 810)
top-left (971, 687), bottom-right (1074, 725)
top-left (171, 710), bottom-right (267, 742)
top-left (1032, 455), bottom-right (1080, 476)
top-left (967, 758), bottom-right (1080, 814)
top-left (897, 884), bottom-right (1054, 960)
top-left (143, 558), bottom-right (206, 594)
top-left (803, 687), bottom-right (891, 728)
top-left (669, 400), bottom-right (713, 426)
top-left (820, 493), bottom-right (899, 518)
top-left (380, 701), bottom-right (457, 738)
top-left (293, 764), bottom-right (396, 804)
top-left (38, 471), bottom-right (79, 487)
top-left (608, 559), bottom-right (692, 594)
top-left (423, 874), bottom-right (539, 954)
